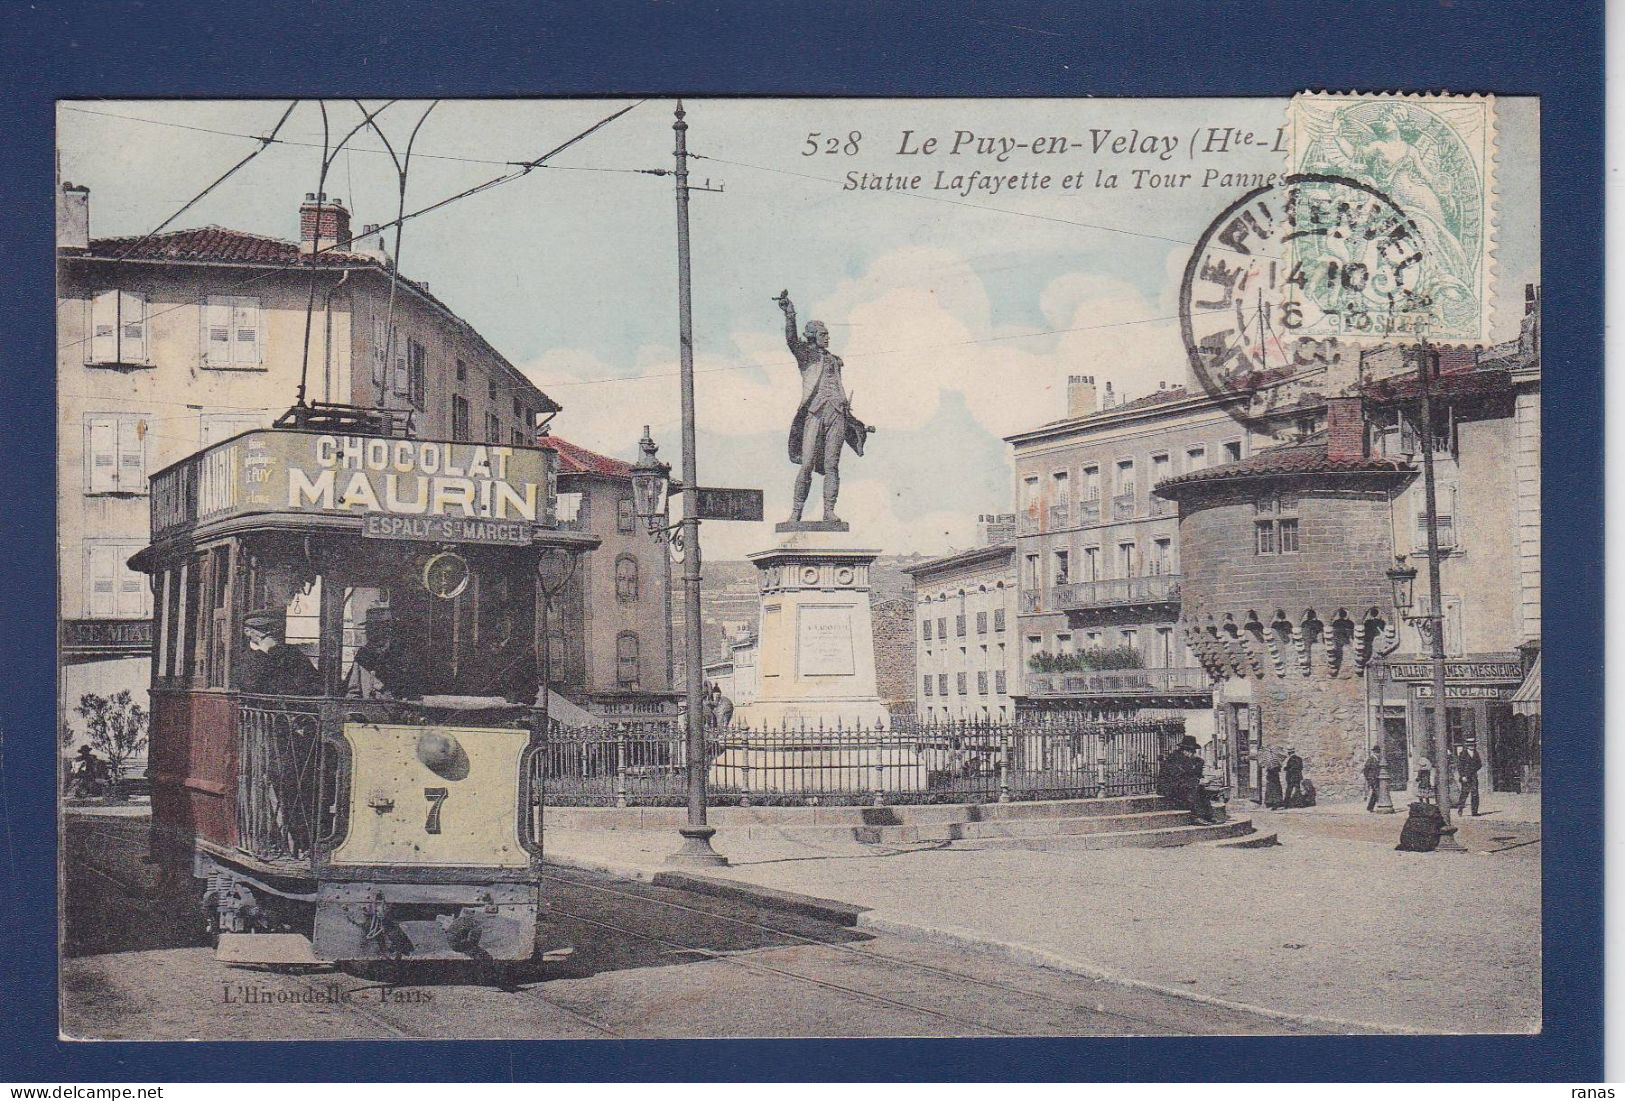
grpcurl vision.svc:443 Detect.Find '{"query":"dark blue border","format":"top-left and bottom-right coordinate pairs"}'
top-left (0, 0), bottom-right (1602, 1083)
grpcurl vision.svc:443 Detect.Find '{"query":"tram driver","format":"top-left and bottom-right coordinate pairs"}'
top-left (241, 608), bottom-right (323, 697)
top-left (347, 603), bottom-right (422, 700)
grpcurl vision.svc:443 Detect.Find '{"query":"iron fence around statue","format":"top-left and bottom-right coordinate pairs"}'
top-left (534, 717), bottom-right (1183, 807)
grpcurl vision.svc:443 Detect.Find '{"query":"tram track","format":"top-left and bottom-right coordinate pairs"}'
top-left (539, 867), bottom-right (1210, 1036)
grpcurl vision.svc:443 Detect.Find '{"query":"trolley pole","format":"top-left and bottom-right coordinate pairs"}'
top-left (1417, 336), bottom-right (1463, 852)
top-left (667, 100), bottom-right (727, 866)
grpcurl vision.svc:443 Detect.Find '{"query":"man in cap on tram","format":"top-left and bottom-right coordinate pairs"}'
top-left (240, 608), bottom-right (323, 697)
top-left (348, 603), bottom-right (421, 700)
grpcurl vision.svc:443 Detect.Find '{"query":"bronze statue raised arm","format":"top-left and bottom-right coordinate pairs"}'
top-left (775, 289), bottom-right (874, 526)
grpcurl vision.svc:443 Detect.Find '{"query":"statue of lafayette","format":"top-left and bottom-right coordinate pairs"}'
top-left (776, 289), bottom-right (874, 524)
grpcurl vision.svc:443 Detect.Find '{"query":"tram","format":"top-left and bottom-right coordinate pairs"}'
top-left (129, 412), bottom-right (596, 963)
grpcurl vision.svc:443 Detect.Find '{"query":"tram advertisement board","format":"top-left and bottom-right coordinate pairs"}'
top-left (151, 430), bottom-right (557, 542)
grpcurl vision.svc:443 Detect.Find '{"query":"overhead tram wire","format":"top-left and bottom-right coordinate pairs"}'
top-left (111, 101), bottom-right (300, 263)
top-left (63, 104), bottom-right (665, 174)
top-left (56, 99), bottom-right (651, 359)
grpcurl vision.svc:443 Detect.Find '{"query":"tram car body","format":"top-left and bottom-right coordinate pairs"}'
top-left (130, 425), bottom-right (596, 962)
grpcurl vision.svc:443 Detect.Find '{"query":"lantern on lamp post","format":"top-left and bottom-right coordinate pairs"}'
top-left (630, 425), bottom-right (672, 536)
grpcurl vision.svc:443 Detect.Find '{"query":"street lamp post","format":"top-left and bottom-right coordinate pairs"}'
top-left (1384, 335), bottom-right (1465, 852)
top-left (663, 101), bottom-right (726, 866)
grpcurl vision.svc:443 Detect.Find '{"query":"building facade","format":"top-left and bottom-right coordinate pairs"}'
top-left (1157, 303), bottom-right (1542, 800)
top-left (1003, 375), bottom-right (1251, 733)
top-left (904, 544), bottom-right (1020, 722)
top-left (543, 436), bottom-right (677, 726)
top-left (57, 184), bottom-right (558, 754)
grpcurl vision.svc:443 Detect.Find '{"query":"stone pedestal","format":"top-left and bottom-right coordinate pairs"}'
top-left (731, 527), bottom-right (891, 730)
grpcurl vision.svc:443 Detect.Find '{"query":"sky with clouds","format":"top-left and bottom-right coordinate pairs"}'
top-left (58, 98), bottom-right (1538, 558)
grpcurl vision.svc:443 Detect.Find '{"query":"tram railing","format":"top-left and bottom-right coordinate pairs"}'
top-left (235, 696), bottom-right (351, 866)
top-left (532, 717), bottom-right (1184, 808)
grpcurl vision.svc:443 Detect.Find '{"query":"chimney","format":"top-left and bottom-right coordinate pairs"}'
top-left (57, 182), bottom-right (89, 251)
top-left (353, 222), bottom-right (391, 266)
top-left (1066, 374), bottom-right (1097, 418)
top-left (1102, 381), bottom-right (1117, 410)
top-left (299, 192), bottom-right (352, 254)
top-left (1325, 397), bottom-right (1366, 462)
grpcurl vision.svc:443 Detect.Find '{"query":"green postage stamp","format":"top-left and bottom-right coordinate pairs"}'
top-left (1287, 92), bottom-right (1498, 345)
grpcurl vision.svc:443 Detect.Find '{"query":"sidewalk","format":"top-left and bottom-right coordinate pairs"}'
top-left (542, 798), bottom-right (1540, 1035)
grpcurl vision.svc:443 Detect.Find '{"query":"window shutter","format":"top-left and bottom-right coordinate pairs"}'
top-left (117, 417), bottom-right (146, 492)
top-left (231, 298), bottom-right (261, 365)
top-left (117, 550), bottom-right (146, 617)
top-left (86, 545), bottom-right (116, 617)
top-left (89, 291), bottom-right (118, 364)
top-left (87, 417), bottom-right (117, 493)
top-left (120, 291), bottom-right (147, 362)
top-left (204, 297), bottom-right (233, 366)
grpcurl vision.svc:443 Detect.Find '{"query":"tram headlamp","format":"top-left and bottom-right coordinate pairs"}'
top-left (417, 731), bottom-right (470, 781)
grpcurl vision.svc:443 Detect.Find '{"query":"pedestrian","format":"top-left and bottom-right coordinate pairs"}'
top-left (1284, 747), bottom-right (1305, 808)
top-left (69, 745), bottom-right (106, 798)
top-left (1261, 744), bottom-right (1285, 808)
top-left (1364, 747), bottom-right (1384, 812)
top-left (1454, 740), bottom-right (1484, 816)
top-left (1415, 755), bottom-right (1435, 799)
top-left (1167, 735), bottom-right (1218, 824)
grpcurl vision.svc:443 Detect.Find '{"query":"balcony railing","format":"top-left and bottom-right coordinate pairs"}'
top-left (1150, 497), bottom-right (1173, 518)
top-left (1020, 589), bottom-right (1042, 614)
top-left (1017, 510), bottom-right (1041, 535)
top-left (1047, 503), bottom-right (1070, 529)
top-left (1048, 573), bottom-right (1182, 611)
top-left (1112, 493), bottom-right (1137, 521)
top-left (1077, 500), bottom-right (1101, 526)
top-left (1023, 667), bottom-right (1211, 699)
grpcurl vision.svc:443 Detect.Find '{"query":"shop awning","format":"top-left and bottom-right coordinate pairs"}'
top-left (1510, 652), bottom-right (1541, 717)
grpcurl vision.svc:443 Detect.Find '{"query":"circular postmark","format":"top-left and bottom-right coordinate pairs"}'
top-left (1180, 173), bottom-right (1433, 430)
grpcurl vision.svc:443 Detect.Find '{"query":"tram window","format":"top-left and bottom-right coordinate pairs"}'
top-left (183, 556), bottom-right (204, 683)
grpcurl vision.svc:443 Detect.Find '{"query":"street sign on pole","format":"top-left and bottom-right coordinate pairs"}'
top-left (693, 487), bottom-right (763, 522)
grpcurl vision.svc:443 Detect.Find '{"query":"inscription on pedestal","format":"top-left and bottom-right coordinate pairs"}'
top-left (798, 605), bottom-right (855, 676)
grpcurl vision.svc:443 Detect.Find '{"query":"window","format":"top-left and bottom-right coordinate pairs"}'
top-left (511, 428), bottom-right (526, 447)
top-left (995, 671), bottom-right (1007, 695)
top-left (1085, 630), bottom-right (1103, 647)
top-left (616, 632), bottom-right (641, 687)
top-left (1120, 629), bottom-right (1138, 653)
top-left (1021, 475), bottom-right (1040, 515)
top-left (1115, 459), bottom-right (1135, 498)
top-left (1185, 446), bottom-right (1207, 473)
top-left (615, 555), bottom-right (640, 602)
top-left (922, 618), bottom-right (932, 642)
top-left (1083, 546), bottom-right (1100, 582)
top-left (84, 541), bottom-right (149, 618)
top-left (1296, 413), bottom-right (1323, 439)
top-left (1415, 484), bottom-right (1458, 551)
top-left (407, 340), bottom-right (427, 410)
top-left (1023, 554), bottom-right (1040, 589)
top-left (977, 671), bottom-right (989, 695)
top-left (451, 395), bottom-right (471, 441)
top-left (1053, 549), bottom-right (1070, 585)
top-left (1223, 439), bottom-right (1244, 463)
top-left (1081, 465), bottom-right (1100, 501)
top-left (1151, 452), bottom-right (1170, 488)
top-left (1117, 542), bottom-right (1137, 578)
top-left (956, 672), bottom-right (968, 696)
top-left (976, 610), bottom-right (987, 635)
top-left (84, 413), bottom-right (148, 495)
top-left (1056, 632), bottom-right (1072, 654)
top-left (937, 617), bottom-right (947, 639)
top-left (1151, 538), bottom-right (1173, 575)
top-left (455, 358), bottom-right (468, 382)
top-left (488, 378), bottom-right (498, 402)
top-left (937, 673), bottom-right (948, 696)
top-left (924, 675), bottom-right (933, 697)
top-left (485, 412), bottom-right (501, 443)
top-left (617, 497), bottom-right (636, 534)
top-left (1254, 494), bottom-right (1301, 554)
top-left (993, 608), bottom-right (1006, 632)
top-left (1024, 635), bottom-right (1042, 662)
top-left (956, 614), bottom-right (967, 638)
top-left (87, 290), bottom-right (148, 365)
top-left (513, 397), bottom-right (524, 419)
top-left (199, 411), bottom-right (264, 446)
top-left (1156, 627), bottom-right (1175, 668)
top-left (1051, 469), bottom-right (1069, 501)
top-left (202, 295), bottom-right (263, 367)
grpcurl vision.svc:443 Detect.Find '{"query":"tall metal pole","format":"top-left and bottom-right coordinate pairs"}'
top-left (1417, 338), bottom-right (1462, 851)
top-left (668, 100), bottom-right (726, 866)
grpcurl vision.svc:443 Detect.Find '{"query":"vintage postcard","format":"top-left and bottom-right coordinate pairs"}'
top-left (56, 94), bottom-right (1541, 1040)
